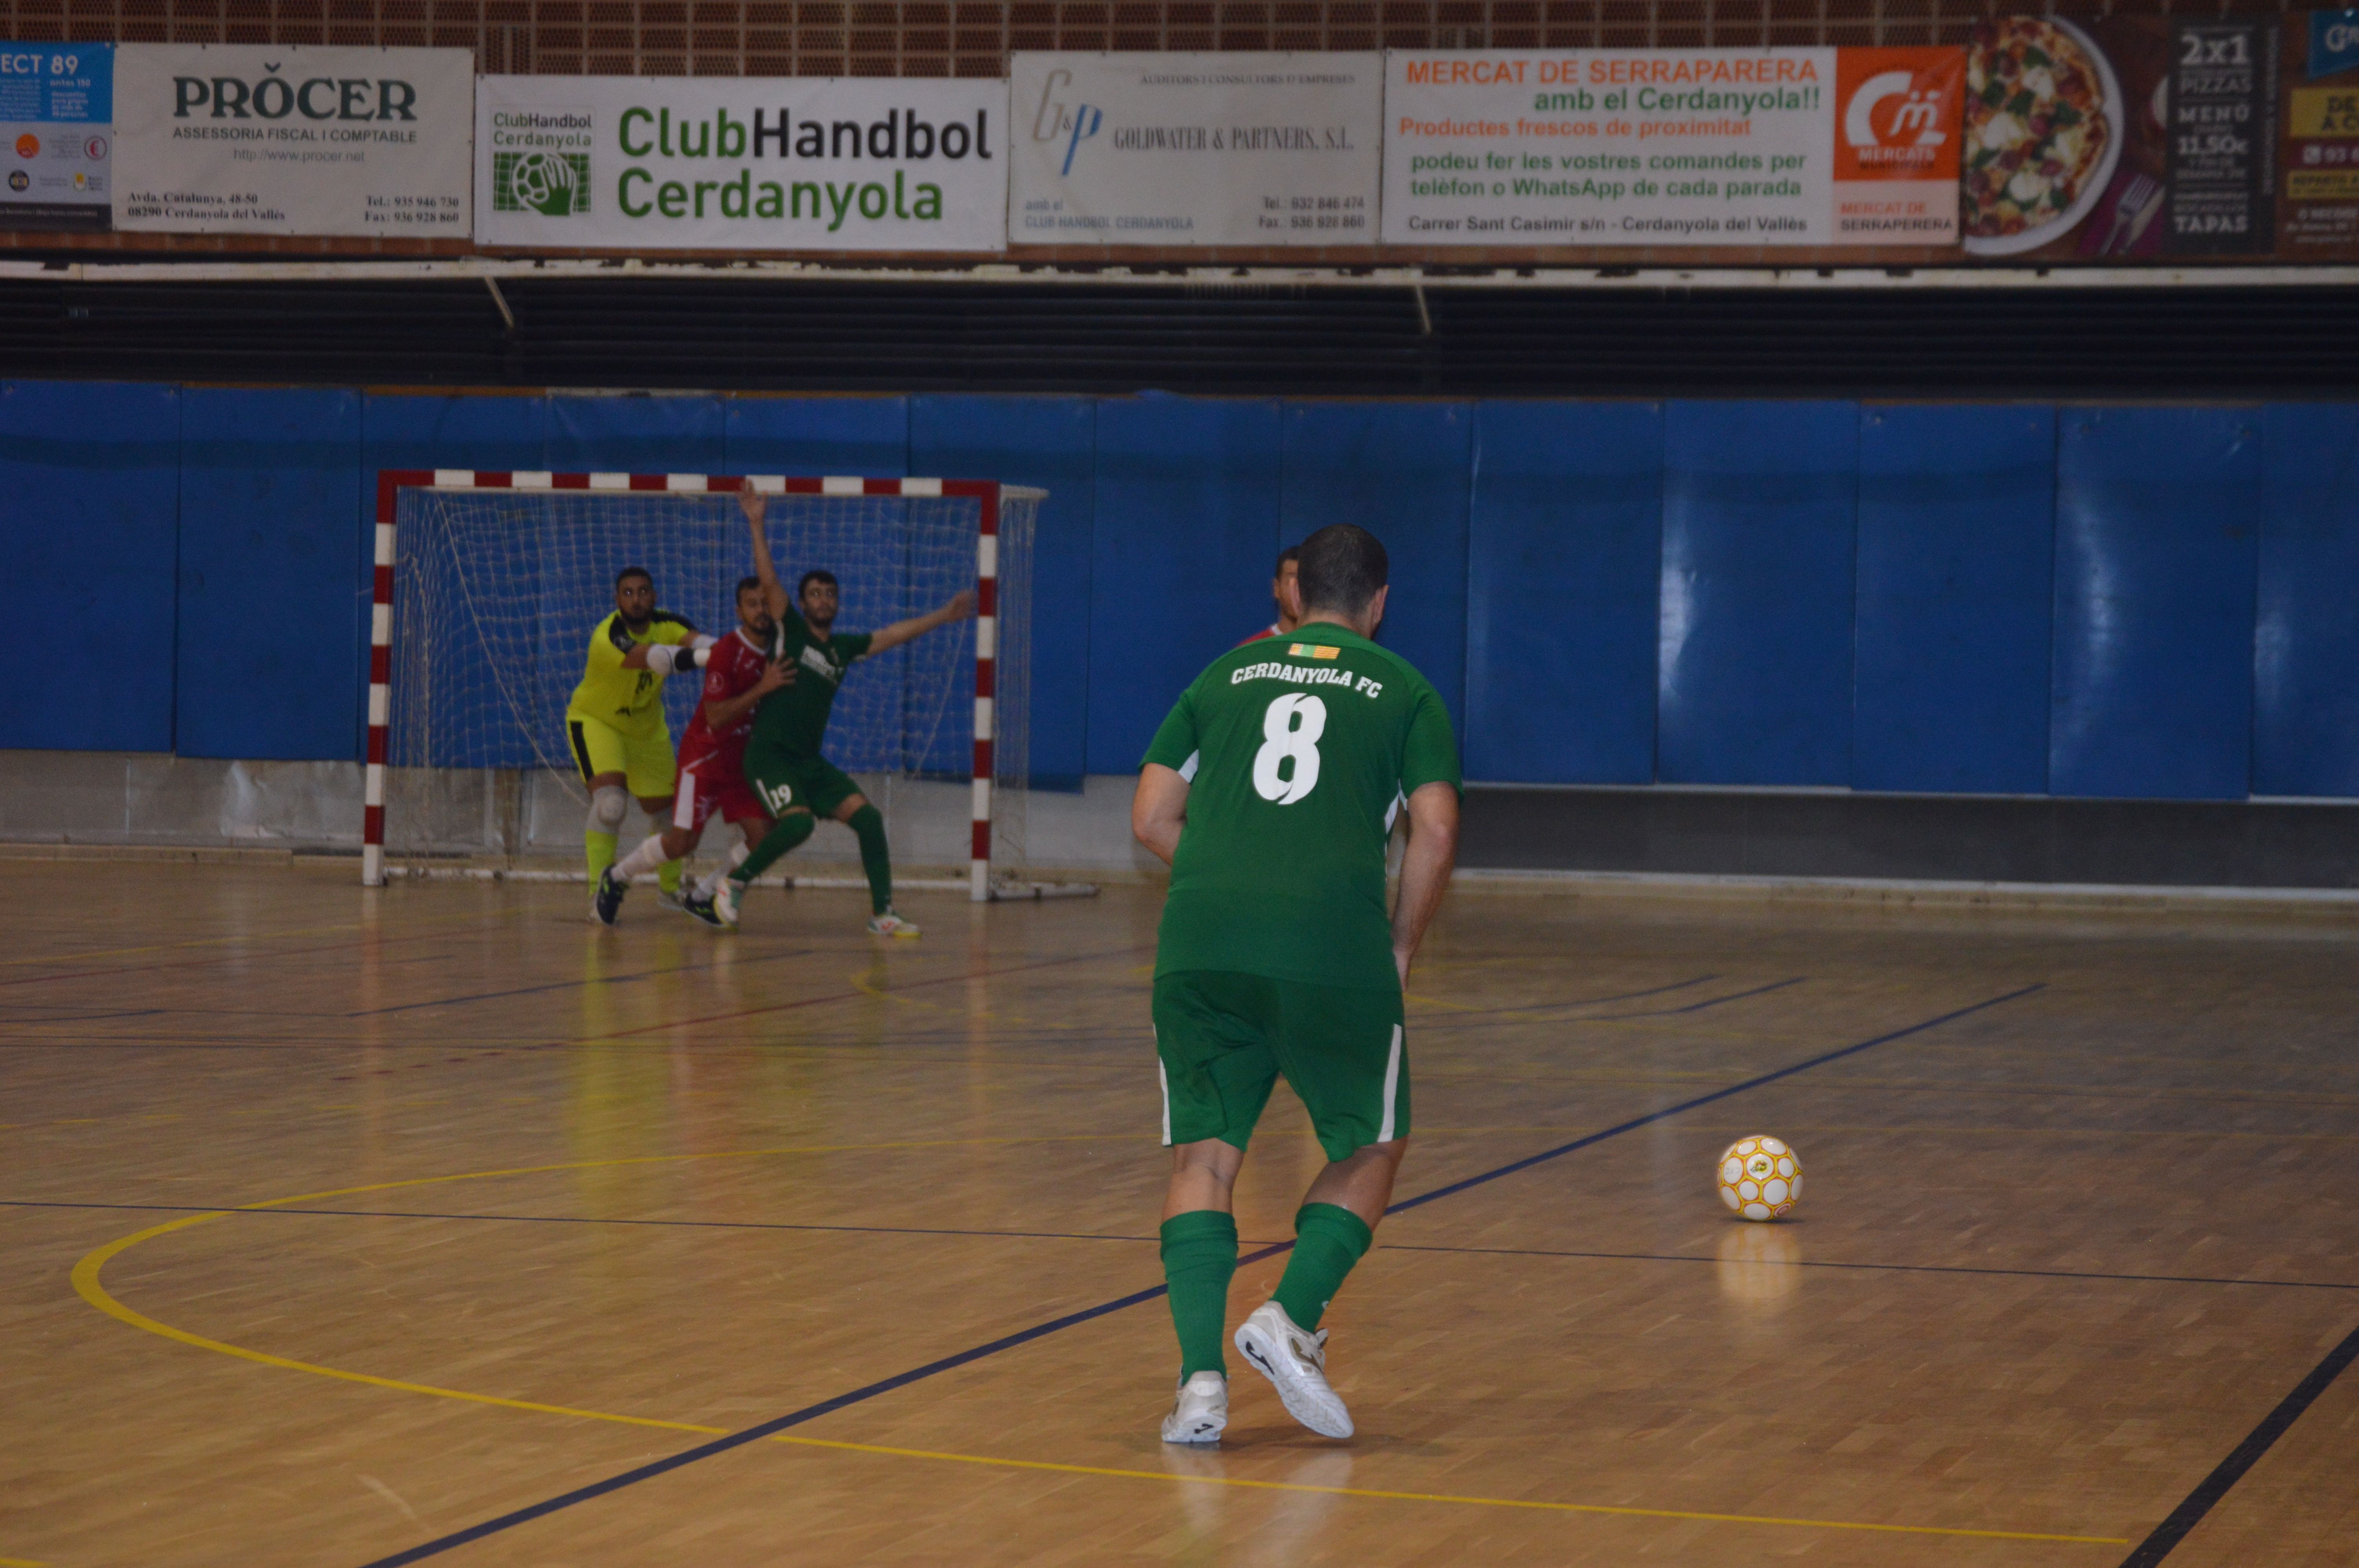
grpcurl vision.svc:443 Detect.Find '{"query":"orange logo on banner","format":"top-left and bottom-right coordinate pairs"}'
top-left (13, 133), bottom-right (37, 159)
top-left (1834, 47), bottom-right (1963, 183)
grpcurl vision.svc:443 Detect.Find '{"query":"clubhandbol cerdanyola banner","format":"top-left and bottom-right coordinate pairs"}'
top-left (474, 75), bottom-right (1005, 251)
top-left (112, 44), bottom-right (472, 233)
top-left (1381, 47), bottom-right (1965, 246)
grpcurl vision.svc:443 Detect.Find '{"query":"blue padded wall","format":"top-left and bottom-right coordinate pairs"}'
top-left (546, 394), bottom-right (725, 474)
top-left (1657, 401), bottom-right (1859, 786)
top-left (724, 394), bottom-right (909, 477)
top-left (0, 381), bottom-right (180, 751)
top-left (1854, 405), bottom-right (2056, 794)
top-left (910, 394), bottom-right (1096, 786)
top-left (362, 392), bottom-right (549, 478)
top-left (1087, 396), bottom-right (1281, 774)
top-left (2255, 404), bottom-right (2359, 798)
top-left (1465, 400), bottom-right (1662, 783)
top-left (1280, 401), bottom-right (1472, 724)
top-left (176, 388), bottom-right (364, 760)
top-left (2051, 408), bottom-right (2261, 800)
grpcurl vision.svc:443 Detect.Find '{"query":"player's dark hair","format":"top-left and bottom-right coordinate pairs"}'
top-left (798, 569), bottom-right (839, 597)
top-left (1295, 524), bottom-right (1388, 617)
top-left (615, 566), bottom-right (653, 590)
top-left (735, 575), bottom-right (763, 601)
top-left (1275, 544), bottom-right (1301, 575)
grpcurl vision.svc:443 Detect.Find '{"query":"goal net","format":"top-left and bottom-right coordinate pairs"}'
top-left (364, 474), bottom-right (1054, 900)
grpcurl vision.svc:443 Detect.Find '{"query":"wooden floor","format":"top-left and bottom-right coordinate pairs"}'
top-left (4, 862), bottom-right (2357, 1568)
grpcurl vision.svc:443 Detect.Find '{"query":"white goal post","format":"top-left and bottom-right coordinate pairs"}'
top-left (362, 469), bottom-right (1080, 902)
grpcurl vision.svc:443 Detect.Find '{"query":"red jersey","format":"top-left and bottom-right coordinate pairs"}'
top-left (676, 627), bottom-right (772, 772)
top-left (1234, 623), bottom-right (1282, 648)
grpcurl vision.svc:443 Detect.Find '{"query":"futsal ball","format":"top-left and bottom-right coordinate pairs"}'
top-left (1717, 1135), bottom-right (1802, 1221)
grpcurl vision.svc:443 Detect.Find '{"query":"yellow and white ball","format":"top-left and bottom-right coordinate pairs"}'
top-left (1717, 1135), bottom-right (1802, 1221)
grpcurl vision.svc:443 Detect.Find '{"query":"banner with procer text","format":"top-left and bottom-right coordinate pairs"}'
top-left (1381, 47), bottom-right (1964, 248)
top-left (112, 44), bottom-right (472, 234)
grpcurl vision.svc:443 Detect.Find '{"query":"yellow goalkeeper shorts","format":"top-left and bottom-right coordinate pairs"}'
top-left (565, 711), bottom-right (677, 800)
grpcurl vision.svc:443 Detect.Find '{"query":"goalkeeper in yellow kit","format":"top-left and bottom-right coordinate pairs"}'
top-left (564, 565), bottom-right (714, 918)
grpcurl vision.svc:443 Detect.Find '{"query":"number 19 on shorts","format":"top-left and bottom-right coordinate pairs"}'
top-left (1253, 693), bottom-right (1326, 804)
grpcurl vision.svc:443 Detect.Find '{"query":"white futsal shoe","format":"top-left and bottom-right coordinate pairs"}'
top-left (867, 909), bottom-right (921, 938)
top-left (1234, 1301), bottom-right (1353, 1439)
top-left (1160, 1371), bottom-right (1229, 1445)
top-left (709, 877), bottom-right (743, 929)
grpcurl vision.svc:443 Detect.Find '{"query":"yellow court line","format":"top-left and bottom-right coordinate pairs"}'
top-left (0, 1555), bottom-right (53, 1566)
top-left (69, 1151), bottom-right (2127, 1548)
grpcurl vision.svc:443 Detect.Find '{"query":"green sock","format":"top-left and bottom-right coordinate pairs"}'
top-left (732, 811), bottom-right (814, 885)
top-left (848, 804), bottom-right (892, 915)
top-left (657, 858), bottom-right (682, 895)
top-left (585, 829), bottom-right (618, 884)
top-left (1160, 1210), bottom-right (1238, 1381)
top-left (1273, 1203), bottom-right (1373, 1332)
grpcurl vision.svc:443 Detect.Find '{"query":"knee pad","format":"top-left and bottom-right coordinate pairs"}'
top-left (588, 785), bottom-right (629, 833)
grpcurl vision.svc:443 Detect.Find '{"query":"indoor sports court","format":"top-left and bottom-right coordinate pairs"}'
top-left (5, 0), bottom-right (2359, 1564)
top-left (4, 865), bottom-right (2355, 1564)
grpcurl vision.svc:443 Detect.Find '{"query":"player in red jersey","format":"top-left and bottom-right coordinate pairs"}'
top-left (593, 495), bottom-right (792, 926)
top-left (1236, 544), bottom-right (1302, 646)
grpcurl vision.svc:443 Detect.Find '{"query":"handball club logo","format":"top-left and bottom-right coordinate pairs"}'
top-left (494, 150), bottom-right (591, 216)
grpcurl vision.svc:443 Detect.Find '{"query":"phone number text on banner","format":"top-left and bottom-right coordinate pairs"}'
top-left (1382, 47), bottom-right (1961, 246)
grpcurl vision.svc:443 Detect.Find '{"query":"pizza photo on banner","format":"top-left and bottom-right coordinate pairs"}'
top-left (1963, 15), bottom-right (2280, 259)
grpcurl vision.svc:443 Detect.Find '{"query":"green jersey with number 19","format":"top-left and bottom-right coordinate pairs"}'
top-left (1141, 620), bottom-right (1461, 993)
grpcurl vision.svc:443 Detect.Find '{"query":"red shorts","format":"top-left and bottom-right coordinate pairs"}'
top-left (672, 756), bottom-right (769, 835)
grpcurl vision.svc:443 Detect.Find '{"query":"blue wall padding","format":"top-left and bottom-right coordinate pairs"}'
top-left (546, 394), bottom-right (726, 474)
top-left (1465, 400), bottom-right (1662, 784)
top-left (362, 392), bottom-right (549, 478)
top-left (176, 387), bottom-right (364, 760)
top-left (2255, 404), bottom-right (2359, 797)
top-left (1280, 401), bottom-right (1472, 724)
top-left (1087, 395), bottom-right (1281, 773)
top-left (1854, 405), bottom-right (2057, 794)
top-left (725, 394), bottom-right (909, 477)
top-left (2051, 408), bottom-right (2261, 800)
top-left (1657, 400), bottom-right (1859, 786)
top-left (0, 381), bottom-right (180, 751)
top-left (910, 394), bottom-right (1096, 786)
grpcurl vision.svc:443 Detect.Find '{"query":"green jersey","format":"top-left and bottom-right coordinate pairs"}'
top-left (1142, 621), bottom-right (1461, 992)
top-left (746, 608), bottom-right (874, 760)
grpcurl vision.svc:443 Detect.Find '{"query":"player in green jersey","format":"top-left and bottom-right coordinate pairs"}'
top-left (689, 488), bottom-right (975, 937)
top-left (1132, 522), bottom-right (1461, 1445)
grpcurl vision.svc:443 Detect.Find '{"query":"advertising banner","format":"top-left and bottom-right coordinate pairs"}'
top-left (475, 75), bottom-right (1006, 251)
top-left (2281, 9), bottom-right (2359, 255)
top-left (1960, 17), bottom-right (2279, 260)
top-left (113, 45), bottom-right (472, 233)
top-left (1381, 47), bottom-right (1961, 247)
top-left (1010, 53), bottom-right (1381, 245)
top-left (0, 44), bottom-right (111, 229)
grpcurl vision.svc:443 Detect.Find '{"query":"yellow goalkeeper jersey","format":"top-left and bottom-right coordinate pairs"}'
top-left (564, 611), bottom-right (698, 735)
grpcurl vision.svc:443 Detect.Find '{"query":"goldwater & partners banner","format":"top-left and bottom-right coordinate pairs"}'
top-left (1010, 53), bottom-right (1381, 244)
top-left (475, 76), bottom-right (1006, 251)
top-left (113, 45), bottom-right (471, 234)
top-left (1382, 47), bottom-right (1962, 247)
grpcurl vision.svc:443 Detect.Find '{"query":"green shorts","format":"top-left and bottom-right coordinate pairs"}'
top-left (743, 750), bottom-right (862, 821)
top-left (1152, 971), bottom-right (1407, 1164)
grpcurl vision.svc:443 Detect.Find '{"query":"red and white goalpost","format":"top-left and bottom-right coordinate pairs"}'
top-left (362, 469), bottom-right (1058, 901)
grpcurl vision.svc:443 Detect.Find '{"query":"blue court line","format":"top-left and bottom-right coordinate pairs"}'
top-left (1410, 974), bottom-right (1719, 1027)
top-left (2119, 1317), bottom-right (2359, 1567)
top-left (352, 982), bottom-right (2045, 1567)
top-left (1581, 976), bottom-right (1807, 1021)
top-left (347, 947), bottom-right (821, 1016)
top-left (1382, 1241), bottom-right (2359, 1295)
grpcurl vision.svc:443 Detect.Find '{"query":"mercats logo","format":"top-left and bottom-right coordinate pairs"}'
top-left (495, 149), bottom-right (590, 215)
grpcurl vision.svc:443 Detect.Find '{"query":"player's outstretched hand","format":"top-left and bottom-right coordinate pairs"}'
top-left (753, 658), bottom-right (796, 697)
top-left (942, 587), bottom-right (977, 622)
top-left (738, 488), bottom-right (767, 526)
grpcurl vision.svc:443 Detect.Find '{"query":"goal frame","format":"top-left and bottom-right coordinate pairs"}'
top-left (362, 468), bottom-right (1006, 900)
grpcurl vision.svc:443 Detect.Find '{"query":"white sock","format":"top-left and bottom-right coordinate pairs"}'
top-left (695, 839), bottom-right (751, 899)
top-left (613, 836), bottom-right (670, 881)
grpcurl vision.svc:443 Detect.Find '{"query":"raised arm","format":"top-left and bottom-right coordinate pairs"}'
top-left (865, 586), bottom-right (977, 656)
top-left (1390, 781), bottom-right (1459, 987)
top-left (738, 488), bottom-right (791, 619)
